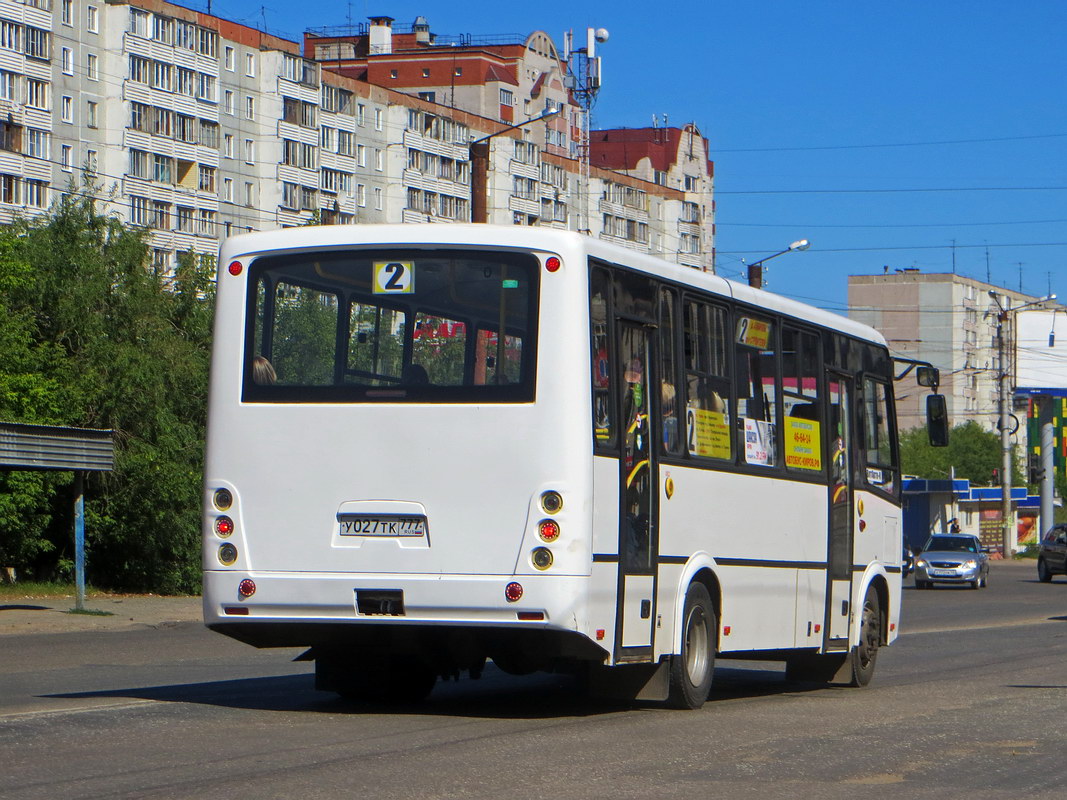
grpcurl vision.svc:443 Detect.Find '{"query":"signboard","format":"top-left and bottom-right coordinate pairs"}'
top-left (687, 408), bottom-right (731, 460)
top-left (1016, 309), bottom-right (1067, 392)
top-left (784, 417), bottom-right (822, 471)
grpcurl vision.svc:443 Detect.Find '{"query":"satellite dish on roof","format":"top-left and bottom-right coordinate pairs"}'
top-left (594, 28), bottom-right (610, 43)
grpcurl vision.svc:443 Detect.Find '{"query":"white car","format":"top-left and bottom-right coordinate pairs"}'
top-left (914, 534), bottom-right (990, 590)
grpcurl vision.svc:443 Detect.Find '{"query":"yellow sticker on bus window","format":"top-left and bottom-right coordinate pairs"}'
top-left (784, 416), bottom-right (822, 471)
top-left (736, 317), bottom-right (771, 349)
top-left (373, 261), bottom-right (415, 294)
top-left (687, 408), bottom-right (731, 459)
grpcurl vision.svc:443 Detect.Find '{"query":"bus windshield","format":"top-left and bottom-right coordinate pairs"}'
top-left (243, 248), bottom-right (539, 403)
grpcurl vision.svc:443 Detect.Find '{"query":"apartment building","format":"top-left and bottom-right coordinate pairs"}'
top-left (849, 269), bottom-right (1060, 432)
top-left (0, 1), bottom-right (715, 273)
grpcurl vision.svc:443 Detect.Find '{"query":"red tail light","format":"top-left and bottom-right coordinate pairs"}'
top-left (504, 582), bottom-right (523, 602)
top-left (238, 579), bottom-right (256, 598)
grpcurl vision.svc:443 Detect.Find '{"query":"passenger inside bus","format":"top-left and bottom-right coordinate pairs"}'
top-left (252, 356), bottom-right (276, 385)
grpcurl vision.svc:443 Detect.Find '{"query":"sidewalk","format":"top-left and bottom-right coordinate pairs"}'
top-left (0, 594), bottom-right (203, 636)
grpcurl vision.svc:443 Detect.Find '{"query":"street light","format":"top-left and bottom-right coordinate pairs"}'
top-left (745, 239), bottom-right (811, 289)
top-left (469, 106), bottom-right (561, 224)
top-left (988, 290), bottom-right (1057, 557)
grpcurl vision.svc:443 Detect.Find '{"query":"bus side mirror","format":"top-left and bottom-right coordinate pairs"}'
top-left (916, 366), bottom-right (940, 388)
top-left (926, 394), bottom-right (949, 447)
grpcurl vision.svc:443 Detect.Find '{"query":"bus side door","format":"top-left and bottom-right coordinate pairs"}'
top-left (825, 371), bottom-right (855, 649)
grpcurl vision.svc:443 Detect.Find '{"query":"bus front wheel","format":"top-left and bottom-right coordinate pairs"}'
top-left (667, 582), bottom-right (716, 709)
top-left (849, 588), bottom-right (881, 687)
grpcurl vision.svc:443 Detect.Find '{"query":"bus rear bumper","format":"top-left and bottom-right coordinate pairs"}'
top-left (203, 569), bottom-right (595, 646)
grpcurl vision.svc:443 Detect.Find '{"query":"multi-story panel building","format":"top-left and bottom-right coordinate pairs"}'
top-left (849, 270), bottom-right (1063, 432)
top-left (0, 1), bottom-right (715, 275)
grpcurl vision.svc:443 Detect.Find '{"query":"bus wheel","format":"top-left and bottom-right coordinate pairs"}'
top-left (849, 589), bottom-right (881, 687)
top-left (667, 582), bottom-right (716, 709)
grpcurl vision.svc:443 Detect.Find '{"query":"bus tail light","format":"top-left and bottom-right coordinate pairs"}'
top-left (213, 488), bottom-right (233, 511)
top-left (215, 516), bottom-right (234, 537)
top-left (228, 261), bottom-right (243, 276)
top-left (545, 256), bottom-right (561, 273)
top-left (540, 491), bottom-right (563, 514)
top-left (505, 582), bottom-right (523, 602)
top-left (538, 520), bottom-right (560, 542)
top-left (531, 547), bottom-right (553, 571)
top-left (218, 543), bottom-right (238, 565)
top-left (238, 579), bottom-right (256, 598)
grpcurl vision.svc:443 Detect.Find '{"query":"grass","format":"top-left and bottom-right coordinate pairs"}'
top-left (0, 580), bottom-right (93, 599)
top-left (66, 607), bottom-right (114, 617)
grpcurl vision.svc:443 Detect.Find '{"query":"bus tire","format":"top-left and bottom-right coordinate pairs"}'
top-left (849, 588), bottom-right (881, 687)
top-left (667, 582), bottom-right (716, 709)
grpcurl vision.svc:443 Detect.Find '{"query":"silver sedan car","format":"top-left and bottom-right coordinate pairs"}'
top-left (914, 534), bottom-right (990, 590)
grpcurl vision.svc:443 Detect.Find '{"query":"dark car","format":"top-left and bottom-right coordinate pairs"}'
top-left (1037, 523), bottom-right (1067, 582)
top-left (914, 533), bottom-right (990, 589)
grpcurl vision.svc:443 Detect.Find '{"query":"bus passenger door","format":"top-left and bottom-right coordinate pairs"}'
top-left (615, 322), bottom-right (657, 657)
top-left (825, 372), bottom-right (854, 650)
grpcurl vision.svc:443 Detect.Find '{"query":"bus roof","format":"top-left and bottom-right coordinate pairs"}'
top-left (219, 224), bottom-right (885, 347)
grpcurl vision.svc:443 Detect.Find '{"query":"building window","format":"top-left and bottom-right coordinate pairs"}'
top-left (499, 89), bottom-right (514, 106)
top-left (357, 104), bottom-right (366, 126)
top-left (87, 5), bottom-right (98, 33)
top-left (0, 174), bottom-right (20, 205)
top-left (244, 139), bottom-right (255, 164)
top-left (417, 91), bottom-right (436, 103)
top-left (61, 95), bottom-right (72, 122)
top-left (223, 90), bottom-right (234, 114)
top-left (86, 149), bottom-right (97, 173)
top-left (224, 134), bottom-right (234, 158)
top-left (375, 108), bottom-right (383, 130)
top-left (176, 206), bottom-right (195, 232)
top-left (86, 53), bottom-right (98, 80)
top-left (223, 177), bottom-right (233, 202)
top-left (374, 186), bottom-right (383, 210)
top-left (337, 129), bottom-right (352, 156)
top-left (27, 79), bottom-right (48, 110)
top-left (26, 128), bottom-right (49, 160)
top-left (0, 71), bottom-right (16, 101)
top-left (61, 144), bottom-right (72, 171)
top-left (86, 101), bottom-right (97, 128)
top-left (389, 69), bottom-right (397, 79)
top-left (62, 0), bottom-right (73, 26)
top-left (246, 52), bottom-right (255, 76)
top-left (224, 46), bottom-right (235, 71)
top-left (25, 27), bottom-right (50, 61)
top-left (375, 149), bottom-right (383, 171)
top-left (356, 183), bottom-right (366, 207)
top-left (130, 196), bottom-right (149, 225)
top-left (454, 66), bottom-right (463, 76)
top-left (357, 144), bottom-right (366, 167)
top-left (150, 200), bottom-right (170, 229)
top-left (245, 96), bottom-right (255, 120)
top-left (198, 209), bottom-right (216, 237)
top-left (61, 47), bottom-right (73, 75)
top-left (199, 165), bottom-right (216, 192)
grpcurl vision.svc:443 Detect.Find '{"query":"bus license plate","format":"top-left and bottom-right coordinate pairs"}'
top-left (338, 516), bottom-right (426, 537)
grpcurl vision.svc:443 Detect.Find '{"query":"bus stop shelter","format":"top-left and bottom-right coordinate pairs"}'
top-left (0, 422), bottom-right (114, 609)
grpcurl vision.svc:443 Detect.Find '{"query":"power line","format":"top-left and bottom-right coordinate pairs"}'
top-left (715, 186), bottom-right (1067, 195)
top-left (720, 218), bottom-right (1067, 229)
top-left (714, 132), bottom-right (1067, 153)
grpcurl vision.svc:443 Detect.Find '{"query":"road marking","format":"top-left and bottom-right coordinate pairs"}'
top-left (0, 699), bottom-right (158, 722)
top-left (902, 615), bottom-right (1059, 635)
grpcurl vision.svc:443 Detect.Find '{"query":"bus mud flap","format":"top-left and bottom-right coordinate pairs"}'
top-left (586, 661), bottom-right (669, 702)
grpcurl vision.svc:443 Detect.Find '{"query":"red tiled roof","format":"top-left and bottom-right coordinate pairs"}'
top-left (589, 127), bottom-right (700, 173)
top-left (484, 63), bottom-right (519, 86)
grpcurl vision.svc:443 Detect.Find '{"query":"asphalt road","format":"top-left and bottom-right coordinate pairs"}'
top-left (2, 560), bottom-right (1066, 799)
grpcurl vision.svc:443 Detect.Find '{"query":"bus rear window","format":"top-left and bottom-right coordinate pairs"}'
top-left (244, 249), bottom-right (539, 403)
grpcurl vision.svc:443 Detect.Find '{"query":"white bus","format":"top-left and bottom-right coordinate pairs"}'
top-left (203, 224), bottom-right (931, 709)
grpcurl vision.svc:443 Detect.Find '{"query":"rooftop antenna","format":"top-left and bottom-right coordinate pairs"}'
top-left (951, 239), bottom-right (956, 274)
top-left (1018, 262), bottom-right (1024, 292)
top-left (985, 244), bottom-right (990, 283)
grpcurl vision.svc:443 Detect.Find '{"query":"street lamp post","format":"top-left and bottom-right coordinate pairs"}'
top-left (469, 107), bottom-right (560, 224)
top-left (745, 239), bottom-right (811, 289)
top-left (988, 290), bottom-right (1057, 557)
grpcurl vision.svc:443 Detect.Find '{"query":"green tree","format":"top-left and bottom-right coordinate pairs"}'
top-left (0, 184), bottom-right (215, 591)
top-left (899, 420), bottom-right (1022, 485)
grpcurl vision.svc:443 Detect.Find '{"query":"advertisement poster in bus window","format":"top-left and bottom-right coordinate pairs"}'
top-left (784, 417), bottom-right (822, 471)
top-left (687, 407), bottom-right (731, 459)
top-left (736, 316), bottom-right (770, 349)
top-left (744, 418), bottom-right (776, 465)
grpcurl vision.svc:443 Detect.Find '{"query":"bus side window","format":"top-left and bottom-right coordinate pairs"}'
top-left (683, 300), bottom-right (732, 462)
top-left (590, 268), bottom-right (614, 447)
top-left (659, 287), bottom-right (681, 455)
top-left (735, 314), bottom-right (778, 467)
top-left (782, 328), bottom-right (824, 475)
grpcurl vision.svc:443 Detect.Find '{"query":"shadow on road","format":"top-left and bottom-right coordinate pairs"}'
top-left (43, 663), bottom-right (830, 719)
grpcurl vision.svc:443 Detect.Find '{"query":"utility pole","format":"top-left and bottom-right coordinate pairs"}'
top-left (996, 303), bottom-right (1013, 557)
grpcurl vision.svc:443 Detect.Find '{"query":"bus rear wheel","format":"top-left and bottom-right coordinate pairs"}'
top-left (849, 588), bottom-right (881, 687)
top-left (667, 582), bottom-right (716, 709)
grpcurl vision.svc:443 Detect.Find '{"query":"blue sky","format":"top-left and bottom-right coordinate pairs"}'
top-left (204, 0), bottom-right (1067, 311)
